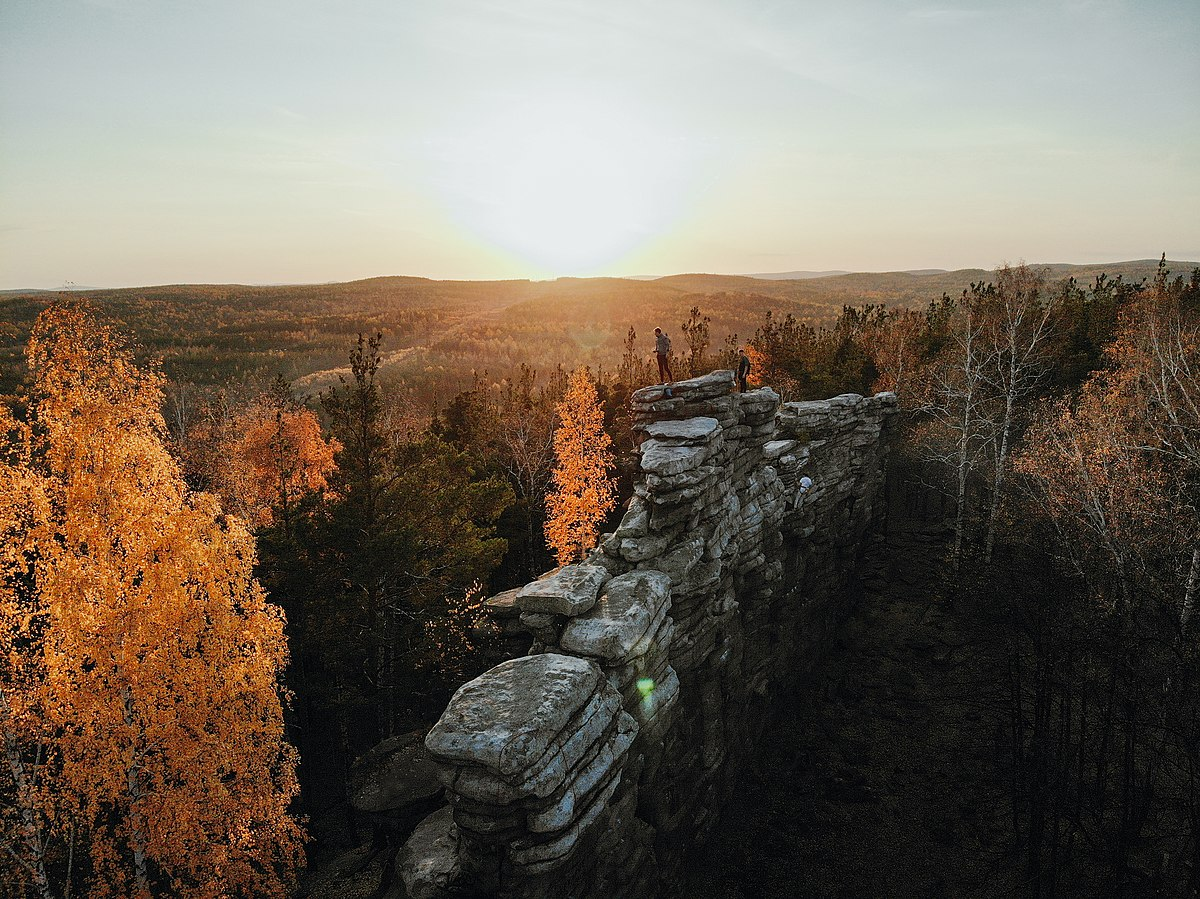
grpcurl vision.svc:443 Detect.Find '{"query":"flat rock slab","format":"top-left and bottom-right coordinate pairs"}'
top-left (483, 587), bottom-right (522, 619)
top-left (426, 654), bottom-right (602, 777)
top-left (737, 387), bottom-right (781, 412)
top-left (782, 399), bottom-right (831, 418)
top-left (350, 731), bottom-right (443, 815)
top-left (764, 439), bottom-right (799, 460)
top-left (516, 564), bottom-right (609, 616)
top-left (559, 571), bottom-right (673, 661)
top-left (447, 687), bottom-right (622, 803)
top-left (632, 371), bottom-right (734, 405)
top-left (640, 440), bottom-right (708, 476)
top-left (828, 393), bottom-right (866, 408)
top-left (641, 416), bottom-right (720, 444)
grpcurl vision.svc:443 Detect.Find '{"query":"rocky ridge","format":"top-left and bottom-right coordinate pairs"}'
top-left (388, 371), bottom-right (897, 898)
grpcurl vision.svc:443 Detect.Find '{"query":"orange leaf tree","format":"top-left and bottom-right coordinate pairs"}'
top-left (0, 303), bottom-right (303, 898)
top-left (544, 367), bottom-right (616, 565)
top-left (221, 381), bottom-right (339, 530)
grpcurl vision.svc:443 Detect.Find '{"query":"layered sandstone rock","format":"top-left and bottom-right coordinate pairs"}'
top-left (399, 372), bottom-right (897, 898)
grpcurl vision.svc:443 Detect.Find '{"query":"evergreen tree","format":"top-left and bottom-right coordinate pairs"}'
top-left (681, 306), bottom-right (711, 377)
top-left (309, 333), bottom-right (513, 738)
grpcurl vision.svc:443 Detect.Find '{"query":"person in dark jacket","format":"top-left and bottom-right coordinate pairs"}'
top-left (654, 327), bottom-right (673, 383)
top-left (736, 348), bottom-right (751, 392)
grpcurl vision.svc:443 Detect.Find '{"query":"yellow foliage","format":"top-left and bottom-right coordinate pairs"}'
top-left (0, 303), bottom-right (303, 898)
top-left (544, 367), bottom-right (616, 565)
top-left (222, 399), bottom-right (339, 528)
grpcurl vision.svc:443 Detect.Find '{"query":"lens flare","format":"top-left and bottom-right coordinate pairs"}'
top-left (637, 677), bottom-right (655, 700)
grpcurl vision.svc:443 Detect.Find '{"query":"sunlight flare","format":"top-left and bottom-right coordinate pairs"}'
top-left (428, 93), bottom-right (699, 274)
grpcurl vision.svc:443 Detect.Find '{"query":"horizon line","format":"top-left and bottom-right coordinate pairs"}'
top-left (4, 257), bottom-right (1198, 294)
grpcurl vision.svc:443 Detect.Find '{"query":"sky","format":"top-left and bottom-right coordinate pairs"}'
top-left (1, 0), bottom-right (1198, 288)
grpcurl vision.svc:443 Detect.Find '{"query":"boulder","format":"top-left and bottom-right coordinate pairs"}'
top-left (516, 564), bottom-right (609, 616)
top-left (614, 498), bottom-right (650, 539)
top-left (618, 533), bottom-right (672, 564)
top-left (651, 535), bottom-right (706, 586)
top-left (351, 733), bottom-right (448, 899)
top-left (640, 416), bottom-right (720, 444)
top-left (639, 440), bottom-right (708, 476)
top-left (559, 571), bottom-right (673, 661)
top-left (483, 587), bottom-right (522, 620)
top-left (426, 654), bottom-right (602, 777)
top-left (394, 807), bottom-right (461, 899)
top-left (631, 371), bottom-right (734, 405)
top-left (763, 439), bottom-right (798, 460)
top-left (446, 687), bottom-right (622, 803)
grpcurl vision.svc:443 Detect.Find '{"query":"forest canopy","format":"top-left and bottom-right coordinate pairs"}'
top-left (4, 255), bottom-right (1200, 896)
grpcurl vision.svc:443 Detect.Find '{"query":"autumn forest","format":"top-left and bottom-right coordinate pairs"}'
top-left (3, 258), bottom-right (1200, 897)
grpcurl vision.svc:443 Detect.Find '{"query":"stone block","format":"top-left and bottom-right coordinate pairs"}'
top-left (426, 654), bottom-right (602, 777)
top-left (650, 534), bottom-right (705, 586)
top-left (639, 440), bottom-right (709, 476)
top-left (559, 571), bottom-right (673, 661)
top-left (395, 807), bottom-right (461, 899)
top-left (640, 416), bottom-right (721, 444)
top-left (516, 564), bottom-right (609, 616)
top-left (619, 533), bottom-right (673, 563)
top-left (614, 498), bottom-right (650, 539)
top-left (525, 711), bottom-right (637, 833)
top-left (631, 371), bottom-right (734, 406)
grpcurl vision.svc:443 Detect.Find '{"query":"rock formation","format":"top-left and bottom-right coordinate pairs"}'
top-left (392, 371), bottom-right (897, 898)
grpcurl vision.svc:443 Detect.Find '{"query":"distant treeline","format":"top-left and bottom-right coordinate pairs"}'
top-left (4, 261), bottom-right (1187, 404)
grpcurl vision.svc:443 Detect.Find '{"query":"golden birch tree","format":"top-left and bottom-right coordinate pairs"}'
top-left (0, 302), bottom-right (303, 898)
top-left (219, 385), bottom-right (339, 530)
top-left (545, 367), bottom-right (616, 565)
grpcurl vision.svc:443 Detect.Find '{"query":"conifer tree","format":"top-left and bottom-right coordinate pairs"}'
top-left (308, 333), bottom-right (512, 738)
top-left (0, 302), bottom-right (303, 898)
top-left (545, 367), bottom-right (616, 564)
top-left (681, 306), bottom-right (711, 377)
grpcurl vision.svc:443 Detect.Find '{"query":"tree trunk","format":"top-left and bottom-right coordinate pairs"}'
top-left (381, 608), bottom-right (394, 738)
top-left (1182, 545), bottom-right (1199, 635)
top-left (64, 824), bottom-right (75, 899)
top-left (953, 391), bottom-right (972, 573)
top-left (121, 689), bottom-right (152, 898)
top-left (985, 391), bottom-right (1016, 567)
top-left (0, 689), bottom-right (55, 899)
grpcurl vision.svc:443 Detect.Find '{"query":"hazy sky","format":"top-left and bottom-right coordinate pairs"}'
top-left (1, 0), bottom-right (1198, 287)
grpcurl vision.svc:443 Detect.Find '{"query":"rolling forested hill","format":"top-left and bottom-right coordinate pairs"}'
top-left (2, 260), bottom-right (1191, 404)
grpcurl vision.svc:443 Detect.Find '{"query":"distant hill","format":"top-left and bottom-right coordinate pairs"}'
top-left (743, 270), bottom-right (852, 280)
top-left (2, 260), bottom-right (1195, 403)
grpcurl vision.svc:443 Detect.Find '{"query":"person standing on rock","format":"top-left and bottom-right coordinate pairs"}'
top-left (654, 327), bottom-right (673, 383)
top-left (737, 347), bottom-right (751, 392)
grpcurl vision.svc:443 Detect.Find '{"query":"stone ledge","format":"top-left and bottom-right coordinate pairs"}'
top-left (425, 654), bottom-right (603, 777)
top-left (516, 564), bottom-right (610, 616)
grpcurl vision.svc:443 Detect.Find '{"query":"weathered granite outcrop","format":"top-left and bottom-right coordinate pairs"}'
top-left (398, 372), bottom-right (898, 898)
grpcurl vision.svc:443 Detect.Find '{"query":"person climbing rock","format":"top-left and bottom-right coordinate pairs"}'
top-left (737, 347), bottom-right (751, 392)
top-left (654, 327), bottom-right (673, 384)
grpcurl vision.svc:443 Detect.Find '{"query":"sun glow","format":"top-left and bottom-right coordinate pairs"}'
top-left (428, 95), bottom-right (700, 275)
